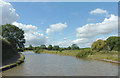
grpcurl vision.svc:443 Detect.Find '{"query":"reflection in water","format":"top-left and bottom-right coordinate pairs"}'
top-left (2, 51), bottom-right (118, 76)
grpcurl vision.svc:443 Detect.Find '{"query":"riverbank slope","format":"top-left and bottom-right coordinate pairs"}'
top-left (33, 50), bottom-right (119, 64)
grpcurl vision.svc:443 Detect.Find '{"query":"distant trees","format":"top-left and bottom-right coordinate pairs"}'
top-left (67, 46), bottom-right (71, 50)
top-left (48, 45), bottom-right (52, 50)
top-left (27, 45), bottom-right (33, 50)
top-left (71, 44), bottom-right (79, 50)
top-left (91, 36), bottom-right (120, 51)
top-left (1, 24), bottom-right (25, 49)
top-left (40, 44), bottom-right (47, 49)
top-left (53, 45), bottom-right (59, 50)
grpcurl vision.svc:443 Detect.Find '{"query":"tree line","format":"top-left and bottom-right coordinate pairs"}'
top-left (23, 44), bottom-right (82, 52)
top-left (91, 36), bottom-right (120, 51)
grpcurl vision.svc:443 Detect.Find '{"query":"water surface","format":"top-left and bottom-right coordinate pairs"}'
top-left (2, 51), bottom-right (118, 76)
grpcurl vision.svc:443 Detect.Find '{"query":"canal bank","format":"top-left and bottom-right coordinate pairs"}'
top-left (2, 51), bottom-right (118, 76)
top-left (33, 50), bottom-right (119, 64)
top-left (0, 52), bottom-right (25, 72)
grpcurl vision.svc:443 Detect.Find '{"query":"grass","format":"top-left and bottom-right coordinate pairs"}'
top-left (34, 49), bottom-right (118, 62)
top-left (36, 50), bottom-right (80, 57)
top-left (87, 51), bottom-right (118, 61)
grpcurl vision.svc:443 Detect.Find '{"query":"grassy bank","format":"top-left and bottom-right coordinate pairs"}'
top-left (35, 50), bottom-right (80, 57)
top-left (34, 50), bottom-right (119, 63)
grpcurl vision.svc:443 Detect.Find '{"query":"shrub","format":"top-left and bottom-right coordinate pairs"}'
top-left (76, 50), bottom-right (93, 58)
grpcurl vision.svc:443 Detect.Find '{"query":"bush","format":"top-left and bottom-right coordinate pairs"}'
top-left (76, 50), bottom-right (94, 58)
top-left (91, 39), bottom-right (109, 51)
top-left (59, 48), bottom-right (63, 52)
top-left (34, 48), bottom-right (40, 53)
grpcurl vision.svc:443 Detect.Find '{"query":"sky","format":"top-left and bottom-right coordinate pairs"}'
top-left (0, 0), bottom-right (118, 47)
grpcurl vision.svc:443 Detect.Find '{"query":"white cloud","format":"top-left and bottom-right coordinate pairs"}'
top-left (51, 39), bottom-right (73, 47)
top-left (0, 0), bottom-right (48, 46)
top-left (12, 22), bottom-right (48, 46)
top-left (0, 0), bottom-right (19, 25)
top-left (46, 22), bottom-right (67, 34)
top-left (73, 38), bottom-right (93, 48)
top-left (90, 8), bottom-right (108, 15)
top-left (76, 14), bottom-right (118, 38)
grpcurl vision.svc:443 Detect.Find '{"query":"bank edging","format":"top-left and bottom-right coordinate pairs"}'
top-left (0, 52), bottom-right (25, 72)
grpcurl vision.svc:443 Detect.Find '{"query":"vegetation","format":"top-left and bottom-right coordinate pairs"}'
top-left (1, 24), bottom-right (25, 63)
top-left (2, 39), bottom-right (18, 62)
top-left (1, 24), bottom-right (25, 49)
top-left (91, 39), bottom-right (109, 51)
top-left (71, 44), bottom-right (79, 50)
top-left (47, 45), bottom-right (52, 50)
top-left (91, 36), bottom-right (120, 51)
top-left (53, 45), bottom-right (59, 50)
top-left (25, 36), bottom-right (119, 63)
top-left (106, 36), bottom-right (120, 51)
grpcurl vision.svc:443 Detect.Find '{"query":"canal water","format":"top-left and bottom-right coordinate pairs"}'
top-left (2, 51), bottom-right (118, 76)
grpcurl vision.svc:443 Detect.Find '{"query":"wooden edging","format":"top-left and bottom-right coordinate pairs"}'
top-left (0, 52), bottom-right (25, 72)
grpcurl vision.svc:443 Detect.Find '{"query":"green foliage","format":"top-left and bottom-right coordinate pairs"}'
top-left (71, 44), bottom-right (79, 50)
top-left (59, 48), bottom-right (63, 52)
top-left (106, 36), bottom-right (120, 51)
top-left (53, 45), bottom-right (59, 50)
top-left (76, 50), bottom-right (93, 58)
top-left (29, 45), bottom-right (33, 48)
top-left (67, 46), bottom-right (71, 50)
top-left (48, 45), bottom-right (52, 50)
top-left (1, 24), bottom-right (25, 49)
top-left (91, 36), bottom-right (120, 51)
top-left (91, 39), bottom-right (109, 51)
top-left (28, 45), bottom-right (33, 50)
top-left (40, 44), bottom-right (47, 49)
top-left (2, 39), bottom-right (18, 62)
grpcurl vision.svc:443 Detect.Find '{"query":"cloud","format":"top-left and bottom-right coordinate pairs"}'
top-left (76, 14), bottom-right (118, 38)
top-left (0, 0), bottom-right (48, 46)
top-left (73, 38), bottom-right (93, 48)
top-left (0, 0), bottom-right (19, 25)
top-left (12, 22), bottom-right (48, 46)
top-left (90, 8), bottom-right (108, 15)
top-left (46, 22), bottom-right (67, 34)
top-left (87, 18), bottom-right (97, 22)
top-left (51, 39), bottom-right (73, 47)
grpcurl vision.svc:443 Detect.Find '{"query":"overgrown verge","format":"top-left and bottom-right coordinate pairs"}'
top-left (33, 49), bottom-right (119, 64)
top-left (76, 50), bottom-right (119, 63)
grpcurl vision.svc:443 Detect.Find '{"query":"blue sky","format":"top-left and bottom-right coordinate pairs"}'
top-left (2, 1), bottom-right (118, 47)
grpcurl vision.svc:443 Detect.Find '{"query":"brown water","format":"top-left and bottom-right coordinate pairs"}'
top-left (2, 51), bottom-right (118, 76)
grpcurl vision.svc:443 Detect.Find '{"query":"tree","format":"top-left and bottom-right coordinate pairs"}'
top-left (59, 48), bottom-right (63, 52)
top-left (106, 36), bottom-right (120, 51)
top-left (53, 45), bottom-right (59, 50)
top-left (29, 45), bottom-right (33, 48)
top-left (91, 39), bottom-right (109, 51)
top-left (40, 44), bottom-right (46, 49)
top-left (28, 45), bottom-right (33, 50)
top-left (67, 46), bottom-right (71, 50)
top-left (48, 45), bottom-right (52, 50)
top-left (1, 24), bottom-right (25, 49)
top-left (71, 44), bottom-right (79, 50)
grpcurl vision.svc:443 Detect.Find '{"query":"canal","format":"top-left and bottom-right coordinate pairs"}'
top-left (2, 51), bottom-right (118, 76)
